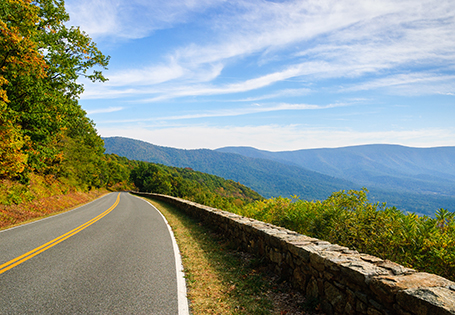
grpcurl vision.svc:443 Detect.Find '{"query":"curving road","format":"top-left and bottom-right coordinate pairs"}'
top-left (0, 192), bottom-right (188, 314)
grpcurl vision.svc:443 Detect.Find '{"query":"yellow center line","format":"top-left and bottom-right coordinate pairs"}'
top-left (0, 193), bottom-right (121, 275)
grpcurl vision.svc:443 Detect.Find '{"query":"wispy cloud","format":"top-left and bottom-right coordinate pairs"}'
top-left (85, 62), bottom-right (326, 101)
top-left (97, 102), bottom-right (349, 124)
top-left (105, 63), bottom-right (186, 87)
top-left (75, 0), bottom-right (455, 102)
top-left (342, 73), bottom-right (455, 93)
top-left (86, 106), bottom-right (124, 114)
top-left (166, 0), bottom-right (454, 78)
top-left (66, 0), bottom-right (226, 40)
top-left (234, 88), bottom-right (312, 102)
top-left (161, 102), bottom-right (347, 120)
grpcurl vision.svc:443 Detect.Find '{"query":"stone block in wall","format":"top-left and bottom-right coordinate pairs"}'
top-left (366, 306), bottom-right (383, 315)
top-left (356, 299), bottom-right (368, 313)
top-left (376, 260), bottom-right (416, 276)
top-left (307, 276), bottom-right (319, 298)
top-left (286, 237), bottom-right (319, 257)
top-left (292, 266), bottom-right (307, 291)
top-left (396, 286), bottom-right (455, 315)
top-left (340, 258), bottom-right (390, 288)
top-left (319, 251), bottom-right (347, 276)
top-left (269, 248), bottom-right (282, 265)
top-left (310, 250), bottom-right (327, 272)
top-left (370, 272), bottom-right (454, 305)
top-left (289, 243), bottom-right (319, 263)
top-left (324, 281), bottom-right (346, 313)
top-left (345, 288), bottom-right (357, 314)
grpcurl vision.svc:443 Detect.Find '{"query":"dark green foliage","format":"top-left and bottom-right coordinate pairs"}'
top-left (0, 0), bottom-right (135, 194)
top-left (130, 162), bottom-right (263, 211)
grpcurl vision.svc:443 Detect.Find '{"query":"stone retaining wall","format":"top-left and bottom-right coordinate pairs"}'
top-left (135, 192), bottom-right (455, 315)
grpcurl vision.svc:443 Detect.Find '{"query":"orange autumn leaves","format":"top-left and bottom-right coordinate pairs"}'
top-left (0, 0), bottom-right (47, 99)
top-left (0, 0), bottom-right (47, 178)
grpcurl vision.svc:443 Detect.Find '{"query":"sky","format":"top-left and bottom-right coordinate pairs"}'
top-left (65, 0), bottom-right (455, 151)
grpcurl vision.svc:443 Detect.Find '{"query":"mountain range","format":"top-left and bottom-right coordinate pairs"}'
top-left (217, 145), bottom-right (455, 196)
top-left (104, 137), bottom-right (455, 216)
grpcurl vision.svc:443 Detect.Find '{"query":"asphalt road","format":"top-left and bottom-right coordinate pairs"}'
top-left (0, 192), bottom-right (188, 314)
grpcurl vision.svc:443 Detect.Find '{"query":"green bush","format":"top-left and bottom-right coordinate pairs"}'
top-left (235, 189), bottom-right (455, 281)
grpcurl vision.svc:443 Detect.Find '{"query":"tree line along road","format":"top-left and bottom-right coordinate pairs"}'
top-left (0, 192), bottom-right (188, 314)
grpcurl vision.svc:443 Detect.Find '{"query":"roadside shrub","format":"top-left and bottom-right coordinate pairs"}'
top-left (235, 189), bottom-right (455, 281)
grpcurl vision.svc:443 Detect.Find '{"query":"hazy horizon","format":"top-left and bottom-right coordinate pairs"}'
top-left (103, 135), bottom-right (455, 152)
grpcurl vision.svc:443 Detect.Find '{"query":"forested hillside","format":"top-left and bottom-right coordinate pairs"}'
top-left (130, 162), bottom-right (263, 211)
top-left (0, 1), bottom-right (131, 211)
top-left (104, 136), bottom-right (358, 200)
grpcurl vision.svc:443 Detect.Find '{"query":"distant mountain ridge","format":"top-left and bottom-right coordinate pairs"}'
top-left (216, 144), bottom-right (455, 196)
top-left (104, 137), bottom-right (455, 215)
top-left (103, 137), bottom-right (357, 200)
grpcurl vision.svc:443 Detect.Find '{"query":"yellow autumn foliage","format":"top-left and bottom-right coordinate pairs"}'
top-left (0, 118), bottom-right (28, 178)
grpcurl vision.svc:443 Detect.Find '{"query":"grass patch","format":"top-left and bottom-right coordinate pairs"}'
top-left (143, 197), bottom-right (317, 315)
top-left (0, 174), bottom-right (132, 231)
top-left (0, 175), bottom-right (112, 230)
top-left (0, 189), bottom-right (109, 231)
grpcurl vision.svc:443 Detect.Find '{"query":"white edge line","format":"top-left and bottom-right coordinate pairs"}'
top-left (135, 195), bottom-right (190, 315)
top-left (0, 193), bottom-right (113, 234)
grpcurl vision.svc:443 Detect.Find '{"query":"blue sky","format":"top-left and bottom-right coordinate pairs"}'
top-left (66, 0), bottom-right (455, 151)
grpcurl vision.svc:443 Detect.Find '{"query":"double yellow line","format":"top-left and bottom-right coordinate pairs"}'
top-left (0, 193), bottom-right (121, 275)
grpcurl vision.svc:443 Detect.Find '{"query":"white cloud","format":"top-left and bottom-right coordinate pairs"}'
top-left (106, 63), bottom-right (186, 87)
top-left (66, 0), bottom-right (120, 38)
top-left (234, 88), bottom-right (312, 102)
top-left (114, 62), bottom-right (328, 102)
top-left (171, 0), bottom-right (395, 66)
top-left (96, 102), bottom-right (348, 123)
top-left (66, 0), bottom-right (227, 39)
top-left (86, 106), bottom-right (124, 114)
top-left (80, 85), bottom-right (152, 99)
top-left (342, 73), bottom-right (455, 93)
top-left (66, 0), bottom-right (455, 103)
top-left (162, 102), bottom-right (346, 120)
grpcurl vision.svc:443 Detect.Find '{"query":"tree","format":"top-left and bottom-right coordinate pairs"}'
top-left (0, 0), bottom-right (47, 177)
top-left (130, 163), bottom-right (172, 194)
top-left (0, 0), bottom-right (109, 179)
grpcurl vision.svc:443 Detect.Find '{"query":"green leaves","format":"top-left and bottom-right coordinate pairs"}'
top-left (36, 0), bottom-right (109, 90)
top-left (236, 190), bottom-right (455, 281)
top-left (130, 162), bottom-right (263, 210)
